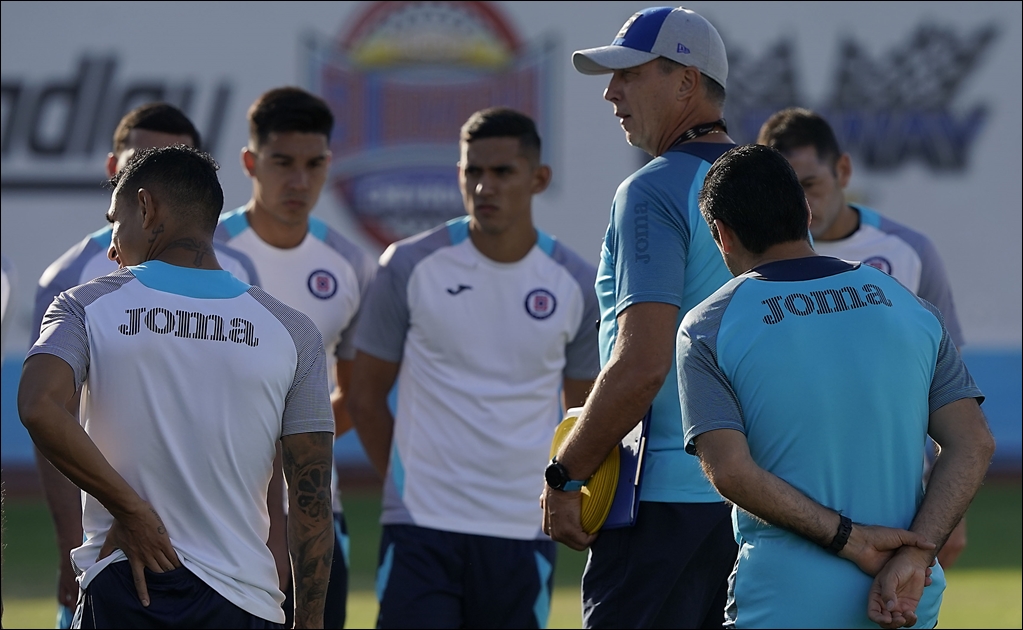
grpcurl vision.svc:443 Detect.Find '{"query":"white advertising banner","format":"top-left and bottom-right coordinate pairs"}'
top-left (2, 1), bottom-right (1020, 467)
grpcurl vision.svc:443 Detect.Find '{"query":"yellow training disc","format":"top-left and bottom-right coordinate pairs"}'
top-left (550, 410), bottom-right (620, 534)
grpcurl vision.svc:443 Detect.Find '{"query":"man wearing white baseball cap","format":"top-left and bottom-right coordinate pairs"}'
top-left (541, 7), bottom-right (738, 627)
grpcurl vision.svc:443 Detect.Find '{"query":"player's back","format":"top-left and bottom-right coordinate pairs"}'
top-left (718, 258), bottom-right (940, 524)
top-left (34, 226), bottom-right (260, 343)
top-left (694, 256), bottom-right (951, 627)
top-left (33, 261), bottom-right (330, 623)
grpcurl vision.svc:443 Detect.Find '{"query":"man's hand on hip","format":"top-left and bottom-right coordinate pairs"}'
top-left (98, 500), bottom-right (181, 607)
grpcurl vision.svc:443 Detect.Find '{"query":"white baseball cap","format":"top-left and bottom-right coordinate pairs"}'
top-left (572, 6), bottom-right (728, 88)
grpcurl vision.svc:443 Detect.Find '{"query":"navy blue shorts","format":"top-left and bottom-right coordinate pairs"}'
top-left (74, 561), bottom-right (282, 629)
top-left (283, 510), bottom-right (349, 628)
top-left (376, 524), bottom-right (556, 629)
top-left (582, 501), bottom-right (737, 629)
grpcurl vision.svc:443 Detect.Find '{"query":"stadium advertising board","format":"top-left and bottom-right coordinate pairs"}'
top-left (2, 1), bottom-right (1020, 470)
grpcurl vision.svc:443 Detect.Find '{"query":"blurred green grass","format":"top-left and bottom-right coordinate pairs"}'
top-left (3, 478), bottom-right (1019, 628)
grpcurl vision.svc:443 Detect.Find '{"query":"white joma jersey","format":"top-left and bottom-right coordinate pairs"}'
top-left (215, 207), bottom-right (377, 510)
top-left (33, 225), bottom-right (261, 346)
top-left (28, 261), bottom-right (334, 624)
top-left (814, 204), bottom-right (963, 347)
top-left (215, 207), bottom-right (376, 365)
top-left (356, 217), bottom-right (600, 540)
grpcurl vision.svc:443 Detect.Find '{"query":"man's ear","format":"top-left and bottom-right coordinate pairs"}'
top-left (241, 147), bottom-right (257, 177)
top-left (531, 164), bottom-right (552, 195)
top-left (137, 188), bottom-right (159, 230)
top-left (714, 219), bottom-right (737, 254)
top-left (105, 153), bottom-right (118, 178)
top-left (676, 65), bottom-right (700, 101)
top-left (835, 152), bottom-right (852, 189)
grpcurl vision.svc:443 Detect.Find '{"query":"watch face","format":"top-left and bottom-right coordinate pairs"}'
top-left (545, 461), bottom-right (566, 489)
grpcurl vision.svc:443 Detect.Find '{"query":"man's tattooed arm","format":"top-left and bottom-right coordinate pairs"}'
top-left (281, 431), bottom-right (334, 629)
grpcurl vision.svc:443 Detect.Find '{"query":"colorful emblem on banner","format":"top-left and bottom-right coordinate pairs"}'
top-left (307, 1), bottom-right (555, 247)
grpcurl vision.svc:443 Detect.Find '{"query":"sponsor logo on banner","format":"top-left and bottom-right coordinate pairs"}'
top-left (723, 23), bottom-right (998, 172)
top-left (1, 55), bottom-right (231, 191)
top-left (306, 1), bottom-right (555, 247)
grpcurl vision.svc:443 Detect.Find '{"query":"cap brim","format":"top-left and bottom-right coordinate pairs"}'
top-left (572, 45), bottom-right (660, 75)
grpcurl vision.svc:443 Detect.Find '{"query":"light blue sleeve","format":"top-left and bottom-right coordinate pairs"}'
top-left (608, 172), bottom-right (692, 314)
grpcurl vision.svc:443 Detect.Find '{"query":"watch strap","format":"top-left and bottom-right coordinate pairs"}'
top-left (827, 515), bottom-right (853, 554)
top-left (546, 457), bottom-right (588, 492)
top-left (562, 479), bottom-right (586, 492)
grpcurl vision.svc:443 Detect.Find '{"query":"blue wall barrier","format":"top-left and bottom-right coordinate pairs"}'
top-left (3, 349), bottom-right (1020, 473)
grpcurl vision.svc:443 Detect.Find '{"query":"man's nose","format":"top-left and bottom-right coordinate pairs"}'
top-left (604, 75), bottom-right (621, 102)
top-left (475, 174), bottom-right (495, 196)
top-left (288, 168), bottom-right (310, 189)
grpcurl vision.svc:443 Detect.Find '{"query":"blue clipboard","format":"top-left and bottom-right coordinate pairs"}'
top-left (601, 408), bottom-right (651, 530)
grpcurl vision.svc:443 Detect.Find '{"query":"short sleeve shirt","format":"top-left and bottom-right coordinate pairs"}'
top-left (28, 261), bottom-right (332, 624)
top-left (596, 142), bottom-right (735, 503)
top-left (355, 217), bottom-right (600, 540)
top-left (676, 256), bottom-right (983, 628)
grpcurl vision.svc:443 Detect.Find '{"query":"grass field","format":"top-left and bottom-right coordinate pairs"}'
top-left (2, 479), bottom-right (1020, 628)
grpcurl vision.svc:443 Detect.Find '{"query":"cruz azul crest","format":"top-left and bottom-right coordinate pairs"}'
top-left (307, 1), bottom-right (555, 247)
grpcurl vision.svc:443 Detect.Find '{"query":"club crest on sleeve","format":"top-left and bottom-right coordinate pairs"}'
top-left (862, 256), bottom-right (893, 275)
top-left (525, 288), bottom-right (556, 320)
top-left (308, 269), bottom-right (338, 299)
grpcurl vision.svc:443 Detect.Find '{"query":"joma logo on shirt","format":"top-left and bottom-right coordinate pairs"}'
top-left (118, 307), bottom-right (259, 347)
top-left (634, 202), bottom-right (651, 263)
top-left (761, 284), bottom-right (892, 325)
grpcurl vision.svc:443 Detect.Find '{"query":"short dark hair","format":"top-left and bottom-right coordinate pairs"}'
top-left (757, 107), bottom-right (842, 167)
top-left (110, 145), bottom-right (224, 233)
top-left (699, 144), bottom-right (809, 255)
top-left (248, 87), bottom-right (334, 148)
top-left (656, 57), bottom-right (726, 108)
top-left (112, 102), bottom-right (201, 154)
top-left (460, 107), bottom-right (542, 163)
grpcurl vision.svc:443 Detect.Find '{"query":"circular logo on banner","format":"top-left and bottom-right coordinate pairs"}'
top-left (308, 269), bottom-right (338, 299)
top-left (525, 288), bottom-right (557, 320)
top-left (862, 256), bottom-right (893, 275)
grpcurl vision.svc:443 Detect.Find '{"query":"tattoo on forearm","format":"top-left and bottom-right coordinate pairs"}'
top-left (283, 434), bottom-right (334, 626)
top-left (165, 238), bottom-right (215, 266)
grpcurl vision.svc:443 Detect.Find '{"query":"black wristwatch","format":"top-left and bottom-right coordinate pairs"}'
top-left (545, 458), bottom-right (587, 492)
